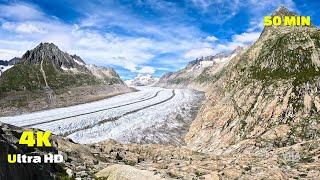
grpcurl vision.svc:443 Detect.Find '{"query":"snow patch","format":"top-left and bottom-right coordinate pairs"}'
top-left (61, 65), bottom-right (69, 71)
top-left (73, 58), bottom-right (85, 66)
top-left (61, 66), bottom-right (80, 73)
top-left (199, 61), bottom-right (214, 68)
top-left (126, 74), bottom-right (159, 86)
top-left (0, 65), bottom-right (13, 76)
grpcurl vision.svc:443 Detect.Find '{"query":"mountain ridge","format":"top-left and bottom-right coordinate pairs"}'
top-left (157, 46), bottom-right (245, 91)
top-left (0, 42), bottom-right (124, 92)
top-left (125, 74), bottom-right (159, 86)
top-left (184, 7), bottom-right (320, 157)
top-left (0, 42), bottom-right (133, 116)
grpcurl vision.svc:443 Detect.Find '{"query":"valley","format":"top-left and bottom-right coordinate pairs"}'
top-left (1, 5), bottom-right (320, 180)
top-left (0, 87), bottom-right (204, 145)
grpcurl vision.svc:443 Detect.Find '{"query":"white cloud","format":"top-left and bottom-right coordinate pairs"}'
top-left (156, 67), bottom-right (170, 71)
top-left (0, 1), bottom-right (297, 76)
top-left (215, 42), bottom-right (242, 52)
top-left (208, 0), bottom-right (296, 53)
top-left (0, 2), bottom-right (218, 75)
top-left (191, 0), bottom-right (241, 24)
top-left (214, 31), bottom-right (260, 52)
top-left (247, 20), bottom-right (264, 32)
top-left (232, 32), bottom-right (260, 43)
top-left (0, 3), bottom-right (45, 21)
top-left (2, 22), bottom-right (46, 34)
top-left (191, 0), bottom-right (213, 10)
top-left (248, 0), bottom-right (296, 15)
top-left (0, 40), bottom-right (37, 59)
top-left (190, 0), bottom-right (296, 25)
top-left (0, 48), bottom-right (23, 60)
top-left (184, 47), bottom-right (214, 59)
top-left (205, 35), bottom-right (218, 42)
top-left (136, 66), bottom-right (155, 74)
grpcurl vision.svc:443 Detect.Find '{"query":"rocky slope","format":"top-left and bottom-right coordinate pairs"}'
top-left (125, 74), bottom-right (159, 86)
top-left (1, 122), bottom-right (319, 180)
top-left (157, 47), bottom-right (244, 91)
top-left (0, 43), bottom-right (132, 116)
top-left (185, 6), bottom-right (320, 162)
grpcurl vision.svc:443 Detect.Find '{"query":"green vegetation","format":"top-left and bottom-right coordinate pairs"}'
top-left (0, 60), bottom-right (101, 97)
top-left (196, 71), bottom-right (217, 83)
top-left (0, 62), bottom-right (44, 93)
top-left (56, 173), bottom-right (75, 180)
top-left (168, 77), bottom-right (191, 84)
top-left (291, 115), bottom-right (320, 142)
top-left (42, 59), bottom-right (99, 89)
top-left (195, 169), bottom-right (205, 177)
top-left (249, 31), bottom-right (320, 85)
top-left (196, 67), bottom-right (225, 84)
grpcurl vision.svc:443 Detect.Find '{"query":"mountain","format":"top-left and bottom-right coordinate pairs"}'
top-left (0, 43), bottom-right (132, 116)
top-left (0, 58), bottom-right (21, 76)
top-left (184, 6), bottom-right (320, 163)
top-left (125, 74), bottom-right (159, 86)
top-left (139, 7), bottom-right (320, 178)
top-left (0, 60), bottom-right (8, 66)
top-left (0, 57), bottom-right (22, 66)
top-left (8, 57), bottom-right (21, 65)
top-left (157, 47), bottom-right (244, 90)
top-left (0, 43), bottom-right (121, 91)
top-left (86, 64), bottom-right (124, 85)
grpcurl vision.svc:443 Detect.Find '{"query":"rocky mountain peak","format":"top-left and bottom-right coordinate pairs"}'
top-left (252, 15), bottom-right (320, 80)
top-left (272, 6), bottom-right (296, 17)
top-left (185, 6), bottom-right (320, 160)
top-left (261, 6), bottom-right (315, 37)
top-left (21, 42), bottom-right (87, 72)
top-left (37, 42), bottom-right (59, 49)
top-left (0, 42), bottom-right (126, 95)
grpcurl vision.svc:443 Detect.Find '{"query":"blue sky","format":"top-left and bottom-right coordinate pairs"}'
top-left (0, 0), bottom-right (319, 80)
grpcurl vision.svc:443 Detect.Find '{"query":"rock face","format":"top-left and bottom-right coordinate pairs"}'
top-left (86, 64), bottom-right (124, 85)
top-left (7, 57), bottom-right (21, 65)
top-left (0, 42), bottom-right (132, 116)
top-left (95, 164), bottom-right (163, 180)
top-left (157, 47), bottom-right (244, 91)
top-left (0, 57), bottom-right (21, 66)
top-left (185, 7), bottom-right (320, 158)
top-left (21, 43), bottom-right (86, 71)
top-left (1, 120), bottom-right (320, 179)
top-left (0, 60), bottom-right (8, 66)
top-left (125, 74), bottom-right (159, 86)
